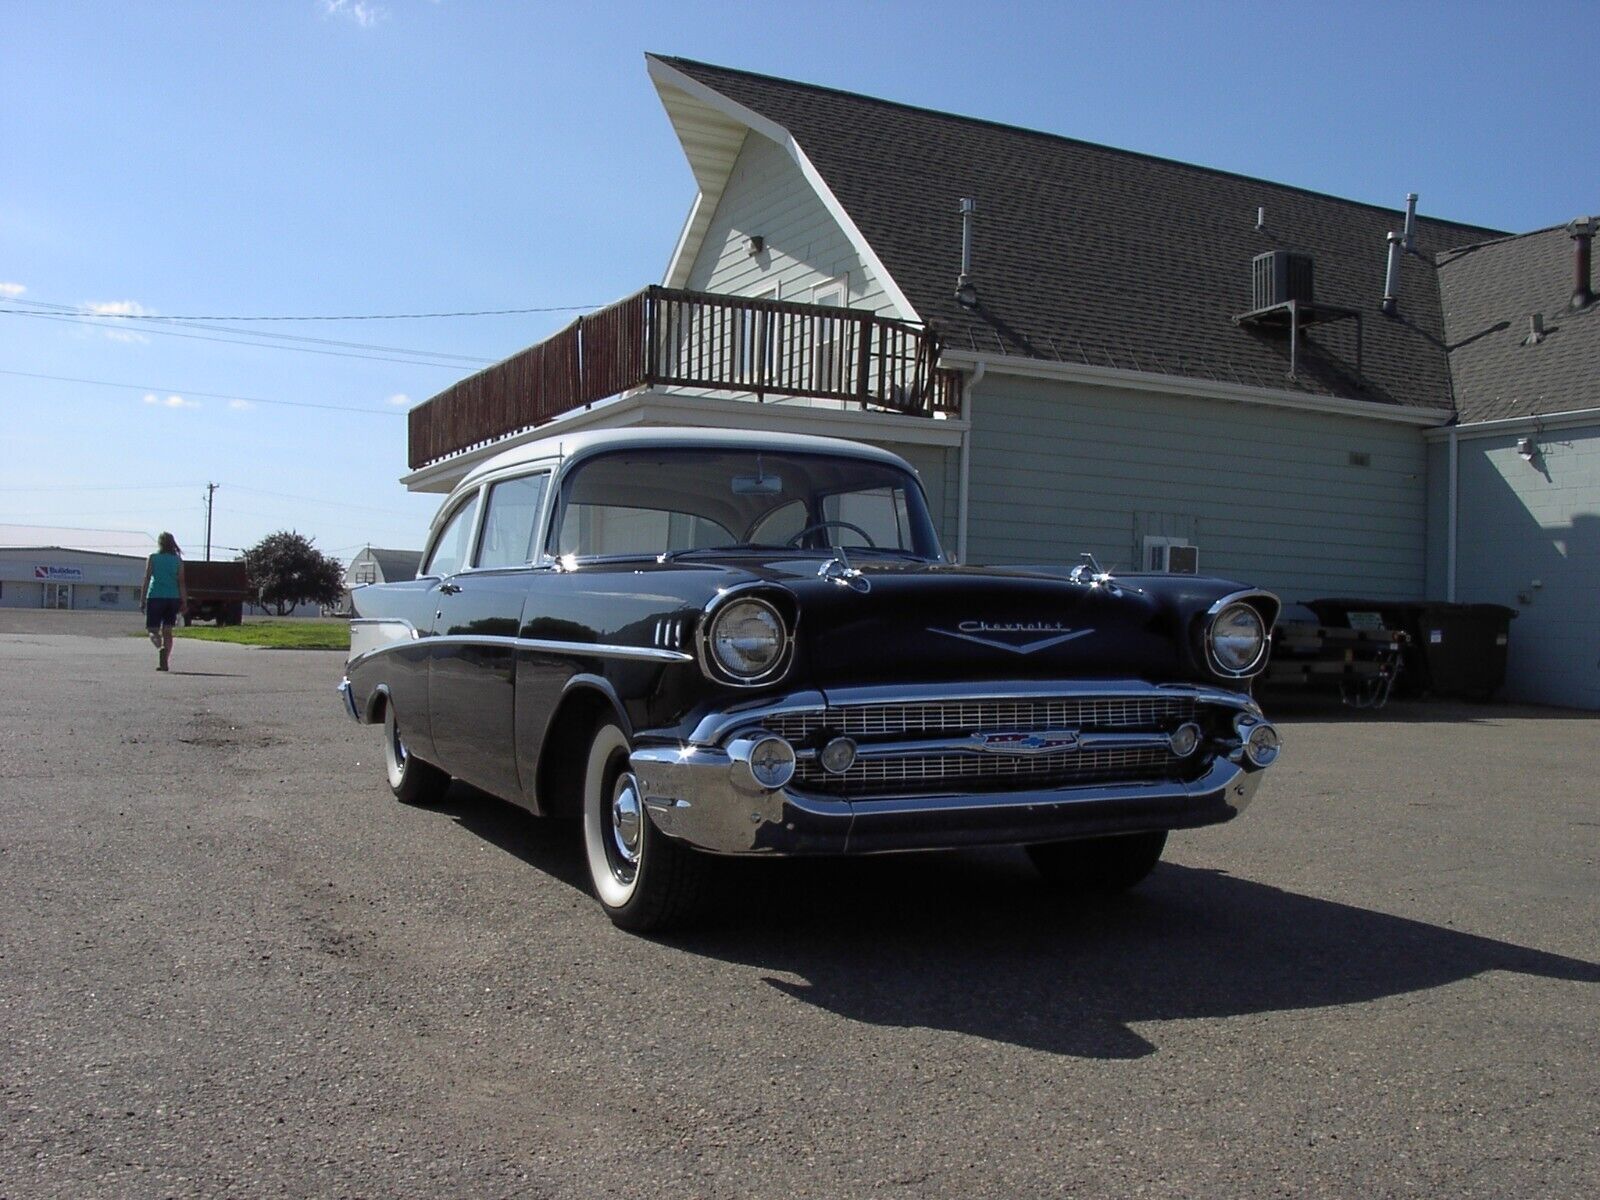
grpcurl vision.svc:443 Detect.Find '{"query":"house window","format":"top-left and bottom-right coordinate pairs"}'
top-left (1143, 536), bottom-right (1199, 574)
top-left (812, 275), bottom-right (846, 393)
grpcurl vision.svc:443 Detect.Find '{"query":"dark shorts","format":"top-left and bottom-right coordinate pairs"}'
top-left (145, 597), bottom-right (181, 630)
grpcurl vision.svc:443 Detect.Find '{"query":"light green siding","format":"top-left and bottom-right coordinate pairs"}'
top-left (684, 132), bottom-right (896, 316)
top-left (965, 375), bottom-right (1430, 604)
top-left (1444, 425), bottom-right (1600, 710)
top-left (884, 442), bottom-right (959, 552)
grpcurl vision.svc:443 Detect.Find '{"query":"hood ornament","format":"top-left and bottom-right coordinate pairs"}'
top-left (1069, 552), bottom-right (1136, 596)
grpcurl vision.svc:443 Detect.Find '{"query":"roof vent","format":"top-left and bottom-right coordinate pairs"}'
top-left (1570, 216), bottom-right (1594, 310)
top-left (1252, 251), bottom-right (1315, 310)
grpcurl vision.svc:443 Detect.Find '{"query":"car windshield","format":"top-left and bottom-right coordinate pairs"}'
top-left (552, 448), bottom-right (943, 562)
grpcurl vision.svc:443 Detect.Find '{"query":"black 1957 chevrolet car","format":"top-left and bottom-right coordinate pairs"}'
top-left (340, 428), bottom-right (1281, 931)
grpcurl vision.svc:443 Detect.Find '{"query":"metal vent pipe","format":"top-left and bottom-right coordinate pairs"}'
top-left (1381, 231), bottom-right (1403, 316)
top-left (1571, 216), bottom-right (1594, 310)
top-left (955, 197), bottom-right (978, 307)
top-left (1402, 192), bottom-right (1418, 250)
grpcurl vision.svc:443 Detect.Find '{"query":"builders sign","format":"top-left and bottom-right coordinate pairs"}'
top-left (35, 565), bottom-right (85, 582)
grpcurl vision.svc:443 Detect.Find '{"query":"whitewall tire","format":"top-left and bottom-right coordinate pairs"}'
top-left (581, 719), bottom-right (707, 931)
top-left (383, 702), bottom-right (450, 806)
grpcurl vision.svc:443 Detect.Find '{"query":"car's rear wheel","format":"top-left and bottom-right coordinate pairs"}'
top-left (1026, 831), bottom-right (1167, 894)
top-left (581, 719), bottom-right (707, 932)
top-left (383, 702), bottom-right (449, 806)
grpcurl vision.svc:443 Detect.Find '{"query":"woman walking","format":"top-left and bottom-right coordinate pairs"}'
top-left (140, 532), bottom-right (188, 671)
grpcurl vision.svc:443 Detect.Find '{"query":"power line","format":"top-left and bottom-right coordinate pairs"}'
top-left (0, 368), bottom-right (408, 416)
top-left (1, 310), bottom-right (481, 369)
top-left (223, 483), bottom-right (426, 516)
top-left (0, 482), bottom-right (204, 492)
top-left (5, 298), bottom-right (493, 363)
top-left (8, 298), bottom-right (600, 321)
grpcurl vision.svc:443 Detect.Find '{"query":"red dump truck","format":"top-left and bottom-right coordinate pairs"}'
top-left (183, 560), bottom-right (252, 626)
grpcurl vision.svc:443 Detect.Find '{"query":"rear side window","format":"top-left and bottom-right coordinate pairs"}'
top-left (476, 473), bottom-right (549, 568)
top-left (424, 493), bottom-right (479, 577)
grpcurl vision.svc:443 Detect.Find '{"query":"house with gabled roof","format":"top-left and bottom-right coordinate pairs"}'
top-left (400, 56), bottom-right (1598, 709)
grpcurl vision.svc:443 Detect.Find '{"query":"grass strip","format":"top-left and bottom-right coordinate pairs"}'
top-left (153, 619), bottom-right (351, 650)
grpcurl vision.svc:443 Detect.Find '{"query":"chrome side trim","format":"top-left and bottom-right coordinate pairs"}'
top-left (346, 633), bottom-right (693, 672)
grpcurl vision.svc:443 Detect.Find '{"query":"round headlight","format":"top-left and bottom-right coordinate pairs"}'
top-left (708, 597), bottom-right (788, 681)
top-left (1208, 602), bottom-right (1268, 675)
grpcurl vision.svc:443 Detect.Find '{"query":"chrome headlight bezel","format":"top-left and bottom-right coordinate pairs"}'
top-left (1205, 600), bottom-right (1270, 678)
top-left (698, 591), bottom-right (794, 687)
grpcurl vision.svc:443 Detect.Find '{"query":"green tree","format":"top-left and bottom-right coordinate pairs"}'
top-left (240, 531), bottom-right (344, 616)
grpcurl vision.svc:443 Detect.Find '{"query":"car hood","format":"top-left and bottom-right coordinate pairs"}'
top-left (677, 556), bottom-right (1263, 688)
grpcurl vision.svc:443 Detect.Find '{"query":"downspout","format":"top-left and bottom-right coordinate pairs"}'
top-left (1447, 424), bottom-right (1458, 602)
top-left (956, 358), bottom-right (985, 564)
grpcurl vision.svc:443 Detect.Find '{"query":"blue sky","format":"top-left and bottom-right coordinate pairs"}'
top-left (5, 1), bottom-right (1595, 562)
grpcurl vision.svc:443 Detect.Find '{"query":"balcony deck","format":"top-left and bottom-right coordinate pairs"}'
top-left (407, 286), bottom-right (963, 469)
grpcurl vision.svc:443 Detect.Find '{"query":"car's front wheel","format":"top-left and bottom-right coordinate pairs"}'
top-left (581, 720), bottom-right (707, 932)
top-left (1026, 831), bottom-right (1167, 894)
top-left (383, 701), bottom-right (449, 806)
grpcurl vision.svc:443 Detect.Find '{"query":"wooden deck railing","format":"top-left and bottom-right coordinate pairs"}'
top-left (408, 286), bottom-right (962, 469)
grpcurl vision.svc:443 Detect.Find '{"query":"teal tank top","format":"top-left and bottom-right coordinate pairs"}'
top-left (147, 552), bottom-right (182, 599)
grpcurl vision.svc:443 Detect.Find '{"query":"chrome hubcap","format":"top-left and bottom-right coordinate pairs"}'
top-left (610, 773), bottom-right (642, 865)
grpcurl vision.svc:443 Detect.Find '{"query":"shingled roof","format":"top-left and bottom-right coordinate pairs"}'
top-left (653, 56), bottom-right (1505, 414)
top-left (1437, 225), bottom-right (1600, 423)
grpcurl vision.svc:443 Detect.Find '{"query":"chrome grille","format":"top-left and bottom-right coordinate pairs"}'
top-left (793, 746), bottom-right (1172, 793)
top-left (762, 696), bottom-right (1197, 742)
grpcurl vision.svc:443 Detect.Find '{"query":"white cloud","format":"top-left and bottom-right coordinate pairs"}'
top-left (386, 393), bottom-right (411, 406)
top-left (0, 282), bottom-right (25, 298)
top-left (104, 329), bottom-right (150, 345)
top-left (228, 399), bottom-right (252, 411)
top-left (321, 0), bottom-right (387, 27)
top-left (143, 393), bottom-right (199, 410)
top-left (87, 299), bottom-right (151, 316)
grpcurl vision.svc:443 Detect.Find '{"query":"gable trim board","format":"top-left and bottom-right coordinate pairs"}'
top-left (647, 55), bottom-right (921, 323)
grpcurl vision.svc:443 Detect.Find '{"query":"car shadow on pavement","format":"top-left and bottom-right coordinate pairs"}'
top-left (435, 784), bottom-right (592, 892)
top-left (437, 793), bottom-right (1600, 1060)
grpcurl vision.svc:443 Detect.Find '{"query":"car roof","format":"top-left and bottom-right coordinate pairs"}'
top-left (456, 426), bottom-right (914, 491)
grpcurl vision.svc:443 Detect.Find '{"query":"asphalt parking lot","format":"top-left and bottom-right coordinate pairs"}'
top-left (1, 610), bottom-right (1596, 1198)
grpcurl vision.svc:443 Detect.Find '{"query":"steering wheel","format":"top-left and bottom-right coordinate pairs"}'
top-left (785, 520), bottom-right (877, 549)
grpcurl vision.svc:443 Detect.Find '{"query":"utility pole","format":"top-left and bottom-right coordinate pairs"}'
top-left (204, 483), bottom-right (218, 561)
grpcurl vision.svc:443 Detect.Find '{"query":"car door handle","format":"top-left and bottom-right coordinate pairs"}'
top-left (439, 582), bottom-right (462, 595)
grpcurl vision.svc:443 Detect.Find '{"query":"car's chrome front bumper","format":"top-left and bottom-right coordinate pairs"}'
top-left (631, 680), bottom-right (1278, 856)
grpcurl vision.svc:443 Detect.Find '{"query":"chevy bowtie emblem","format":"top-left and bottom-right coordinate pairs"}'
top-left (973, 730), bottom-right (1082, 756)
top-left (929, 620), bottom-right (1094, 655)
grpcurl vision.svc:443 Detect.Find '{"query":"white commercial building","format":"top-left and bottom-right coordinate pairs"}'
top-left (0, 525), bottom-right (155, 612)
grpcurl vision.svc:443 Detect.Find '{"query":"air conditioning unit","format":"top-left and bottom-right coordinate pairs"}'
top-left (1144, 537), bottom-right (1199, 574)
top-left (1252, 251), bottom-right (1315, 309)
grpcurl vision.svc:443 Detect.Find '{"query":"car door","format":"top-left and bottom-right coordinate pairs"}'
top-left (427, 470), bottom-right (550, 803)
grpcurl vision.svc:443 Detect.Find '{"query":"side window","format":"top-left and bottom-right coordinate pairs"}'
top-left (475, 473), bottom-right (549, 568)
top-left (424, 493), bottom-right (480, 577)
